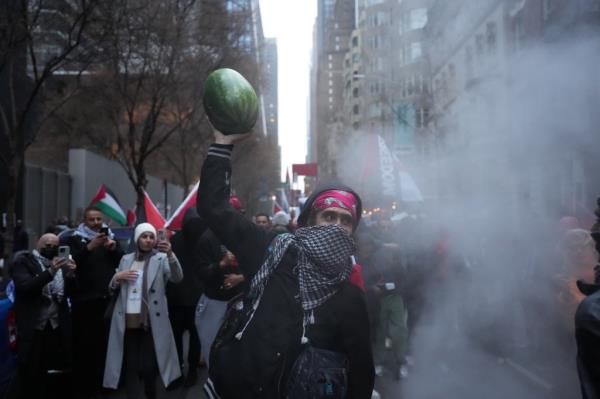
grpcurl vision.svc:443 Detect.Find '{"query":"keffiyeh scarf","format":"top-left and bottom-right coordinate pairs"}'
top-left (236, 224), bottom-right (356, 343)
top-left (73, 223), bottom-right (114, 241)
top-left (32, 250), bottom-right (65, 303)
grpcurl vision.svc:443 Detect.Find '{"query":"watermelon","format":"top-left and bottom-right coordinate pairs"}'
top-left (202, 68), bottom-right (259, 135)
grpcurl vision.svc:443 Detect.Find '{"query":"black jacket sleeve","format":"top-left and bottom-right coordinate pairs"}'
top-left (11, 255), bottom-right (54, 299)
top-left (197, 230), bottom-right (223, 281)
top-left (197, 144), bottom-right (275, 279)
top-left (341, 287), bottom-right (376, 399)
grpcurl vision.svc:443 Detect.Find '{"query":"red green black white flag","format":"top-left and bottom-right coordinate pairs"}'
top-left (89, 184), bottom-right (128, 226)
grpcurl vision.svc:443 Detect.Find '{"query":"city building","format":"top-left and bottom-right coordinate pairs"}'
top-left (427, 0), bottom-right (600, 222)
top-left (309, 0), bottom-right (356, 179)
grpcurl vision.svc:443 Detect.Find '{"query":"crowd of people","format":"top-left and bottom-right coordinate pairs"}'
top-left (2, 128), bottom-right (600, 399)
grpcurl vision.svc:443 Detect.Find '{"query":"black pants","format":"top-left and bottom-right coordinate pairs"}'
top-left (14, 324), bottom-right (72, 399)
top-left (123, 328), bottom-right (159, 399)
top-left (168, 305), bottom-right (200, 369)
top-left (71, 298), bottom-right (110, 399)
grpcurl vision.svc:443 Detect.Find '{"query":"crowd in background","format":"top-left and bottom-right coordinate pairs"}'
top-left (1, 191), bottom-right (600, 399)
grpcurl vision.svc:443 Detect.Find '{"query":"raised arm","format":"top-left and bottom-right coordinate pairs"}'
top-left (197, 136), bottom-right (274, 279)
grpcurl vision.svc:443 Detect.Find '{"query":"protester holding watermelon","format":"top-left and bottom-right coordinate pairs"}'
top-left (198, 69), bottom-right (374, 399)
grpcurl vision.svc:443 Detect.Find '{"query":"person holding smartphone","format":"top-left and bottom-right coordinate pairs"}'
top-left (11, 233), bottom-right (77, 398)
top-left (66, 206), bottom-right (124, 399)
top-left (103, 223), bottom-right (183, 399)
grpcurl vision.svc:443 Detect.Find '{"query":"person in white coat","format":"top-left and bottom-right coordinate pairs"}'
top-left (103, 223), bottom-right (183, 399)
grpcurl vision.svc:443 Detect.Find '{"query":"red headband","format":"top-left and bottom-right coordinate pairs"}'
top-left (312, 190), bottom-right (358, 222)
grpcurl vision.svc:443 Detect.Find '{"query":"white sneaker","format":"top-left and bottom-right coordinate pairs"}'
top-left (375, 365), bottom-right (384, 376)
top-left (372, 389), bottom-right (381, 399)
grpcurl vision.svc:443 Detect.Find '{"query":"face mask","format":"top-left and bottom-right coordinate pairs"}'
top-left (40, 247), bottom-right (58, 260)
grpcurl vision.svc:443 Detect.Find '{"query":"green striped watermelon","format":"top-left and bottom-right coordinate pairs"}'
top-left (202, 68), bottom-right (258, 135)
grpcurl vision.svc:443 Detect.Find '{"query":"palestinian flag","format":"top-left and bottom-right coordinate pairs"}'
top-left (164, 182), bottom-right (198, 231)
top-left (90, 185), bottom-right (127, 225)
top-left (138, 190), bottom-right (166, 231)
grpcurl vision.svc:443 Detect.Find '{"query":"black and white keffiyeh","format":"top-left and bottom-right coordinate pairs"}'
top-left (32, 250), bottom-right (65, 302)
top-left (236, 224), bottom-right (356, 342)
top-left (73, 223), bottom-right (114, 241)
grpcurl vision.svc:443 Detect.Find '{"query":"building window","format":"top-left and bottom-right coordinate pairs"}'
top-left (328, 54), bottom-right (333, 60)
top-left (328, 62), bottom-right (333, 69)
top-left (336, 45), bottom-right (340, 51)
top-left (486, 22), bottom-right (497, 54)
top-left (465, 45), bottom-right (473, 80)
top-left (512, 15), bottom-right (524, 52)
top-left (353, 87), bottom-right (359, 98)
top-left (329, 88), bottom-right (333, 95)
top-left (476, 34), bottom-right (484, 58)
top-left (352, 36), bottom-right (358, 47)
top-left (329, 80), bottom-right (333, 86)
top-left (410, 42), bottom-right (422, 61)
top-left (329, 97), bottom-right (333, 103)
top-left (353, 104), bottom-right (359, 114)
top-left (335, 36), bottom-right (340, 42)
top-left (409, 8), bottom-right (428, 30)
top-left (542, 0), bottom-right (555, 20)
top-left (417, 108), bottom-right (430, 128)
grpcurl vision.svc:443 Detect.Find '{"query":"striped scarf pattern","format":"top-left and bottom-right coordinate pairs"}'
top-left (238, 224), bottom-right (355, 341)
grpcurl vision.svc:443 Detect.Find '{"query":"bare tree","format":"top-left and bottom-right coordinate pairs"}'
top-left (0, 0), bottom-right (98, 251)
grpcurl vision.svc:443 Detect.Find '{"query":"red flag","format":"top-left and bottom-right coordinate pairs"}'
top-left (127, 209), bottom-right (137, 226)
top-left (292, 163), bottom-right (318, 177)
top-left (164, 182), bottom-right (199, 231)
top-left (143, 190), bottom-right (166, 230)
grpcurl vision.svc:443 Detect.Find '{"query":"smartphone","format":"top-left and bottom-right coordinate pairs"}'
top-left (58, 246), bottom-right (70, 261)
top-left (158, 229), bottom-right (167, 241)
top-left (100, 227), bottom-right (109, 236)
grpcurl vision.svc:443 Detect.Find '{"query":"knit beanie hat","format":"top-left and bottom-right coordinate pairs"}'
top-left (134, 222), bottom-right (157, 243)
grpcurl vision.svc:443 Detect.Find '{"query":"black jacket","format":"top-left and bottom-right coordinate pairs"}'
top-left (11, 253), bottom-right (74, 364)
top-left (197, 144), bottom-right (374, 399)
top-left (66, 234), bottom-right (123, 305)
top-left (167, 215), bottom-right (206, 307)
top-left (575, 281), bottom-right (600, 399)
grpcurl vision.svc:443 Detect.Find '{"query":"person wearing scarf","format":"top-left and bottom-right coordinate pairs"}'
top-left (66, 206), bottom-right (124, 398)
top-left (11, 233), bottom-right (77, 398)
top-left (103, 223), bottom-right (183, 399)
top-left (198, 130), bottom-right (374, 399)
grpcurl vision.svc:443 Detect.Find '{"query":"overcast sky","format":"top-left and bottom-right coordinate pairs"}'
top-left (259, 0), bottom-right (316, 181)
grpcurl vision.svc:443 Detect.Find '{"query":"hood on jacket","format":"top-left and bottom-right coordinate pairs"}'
top-left (297, 182), bottom-right (363, 232)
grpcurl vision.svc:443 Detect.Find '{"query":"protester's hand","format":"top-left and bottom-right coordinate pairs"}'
top-left (63, 258), bottom-right (77, 277)
top-left (222, 273), bottom-right (244, 290)
top-left (219, 251), bottom-right (236, 268)
top-left (213, 129), bottom-right (251, 145)
top-left (157, 240), bottom-right (172, 257)
top-left (87, 234), bottom-right (108, 251)
top-left (51, 257), bottom-right (67, 272)
top-left (116, 270), bottom-right (139, 283)
top-left (104, 239), bottom-right (117, 251)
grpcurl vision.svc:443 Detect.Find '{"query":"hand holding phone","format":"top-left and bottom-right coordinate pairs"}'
top-left (158, 229), bottom-right (167, 242)
top-left (58, 245), bottom-right (70, 261)
top-left (100, 227), bottom-right (109, 236)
